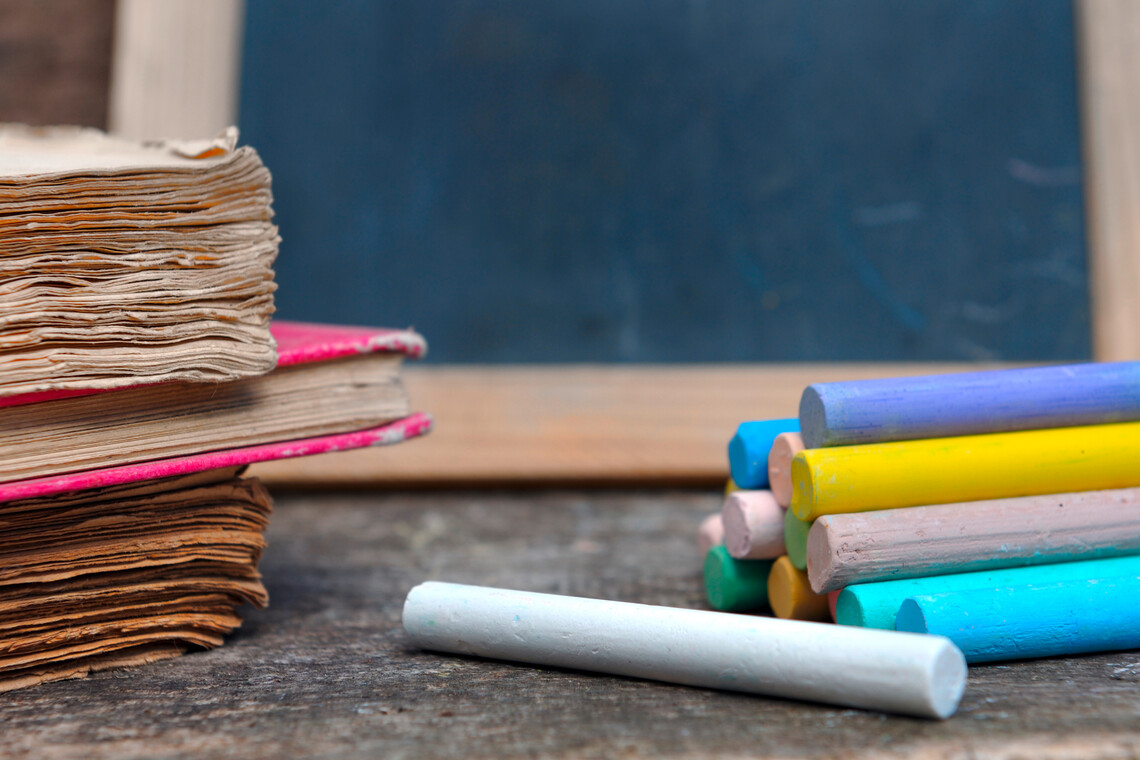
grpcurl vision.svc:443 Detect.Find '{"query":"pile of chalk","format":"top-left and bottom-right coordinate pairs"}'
top-left (700, 362), bottom-right (1140, 664)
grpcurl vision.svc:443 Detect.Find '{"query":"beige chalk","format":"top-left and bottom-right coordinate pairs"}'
top-left (806, 486), bottom-right (1140, 593)
top-left (722, 490), bottom-right (785, 560)
top-left (767, 432), bottom-right (805, 507)
top-left (697, 512), bottom-right (724, 557)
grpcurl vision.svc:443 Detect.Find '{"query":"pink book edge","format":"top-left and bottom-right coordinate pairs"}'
top-left (0, 412), bottom-right (433, 504)
top-left (0, 320), bottom-right (427, 409)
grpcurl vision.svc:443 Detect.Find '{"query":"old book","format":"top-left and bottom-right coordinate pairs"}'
top-left (0, 467), bottom-right (270, 691)
top-left (0, 412), bottom-right (432, 691)
top-left (0, 124), bottom-right (279, 396)
top-left (0, 320), bottom-right (426, 487)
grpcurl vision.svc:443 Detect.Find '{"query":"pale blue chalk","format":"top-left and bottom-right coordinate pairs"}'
top-left (727, 418), bottom-right (799, 489)
top-left (799, 362), bottom-right (1140, 448)
top-left (835, 555), bottom-right (1140, 630)
top-left (896, 575), bottom-right (1140, 662)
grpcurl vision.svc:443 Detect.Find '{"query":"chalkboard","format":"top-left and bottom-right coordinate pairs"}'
top-left (239, 0), bottom-right (1088, 363)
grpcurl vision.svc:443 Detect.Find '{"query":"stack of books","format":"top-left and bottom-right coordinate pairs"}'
top-left (701, 363), bottom-right (1140, 663)
top-left (0, 127), bottom-right (430, 691)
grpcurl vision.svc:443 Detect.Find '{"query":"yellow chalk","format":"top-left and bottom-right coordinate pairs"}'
top-left (725, 478), bottom-right (740, 495)
top-left (791, 421), bottom-right (1140, 521)
top-left (767, 555), bottom-right (831, 621)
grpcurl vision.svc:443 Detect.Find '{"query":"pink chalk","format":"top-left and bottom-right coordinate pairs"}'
top-left (697, 512), bottom-right (725, 557)
top-left (767, 432), bottom-right (805, 507)
top-left (722, 490), bottom-right (785, 560)
top-left (806, 486), bottom-right (1140, 593)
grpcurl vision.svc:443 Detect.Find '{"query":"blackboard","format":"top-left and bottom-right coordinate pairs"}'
top-left (239, 0), bottom-right (1088, 363)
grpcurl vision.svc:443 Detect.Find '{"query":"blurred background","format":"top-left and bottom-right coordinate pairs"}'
top-left (239, 0), bottom-right (1088, 364)
top-left (2, 0), bottom-right (1136, 485)
top-left (0, 0), bottom-right (1093, 364)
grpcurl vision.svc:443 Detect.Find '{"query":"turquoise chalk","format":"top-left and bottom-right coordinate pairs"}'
top-left (896, 575), bottom-right (1140, 662)
top-left (727, 418), bottom-right (799, 490)
top-left (835, 555), bottom-right (1140, 630)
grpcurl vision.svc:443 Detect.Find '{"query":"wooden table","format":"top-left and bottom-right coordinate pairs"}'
top-left (3, 490), bottom-right (1139, 759)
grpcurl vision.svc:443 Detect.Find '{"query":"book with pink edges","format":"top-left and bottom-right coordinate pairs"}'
top-left (0, 412), bottom-right (433, 504)
top-left (0, 321), bottom-right (430, 501)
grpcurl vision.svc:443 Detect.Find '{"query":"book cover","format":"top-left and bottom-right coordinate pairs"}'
top-left (0, 321), bottom-right (428, 485)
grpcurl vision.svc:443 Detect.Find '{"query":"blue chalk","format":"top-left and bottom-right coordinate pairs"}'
top-left (835, 555), bottom-right (1140, 630)
top-left (799, 362), bottom-right (1140, 448)
top-left (896, 575), bottom-right (1140, 663)
top-left (727, 418), bottom-right (799, 490)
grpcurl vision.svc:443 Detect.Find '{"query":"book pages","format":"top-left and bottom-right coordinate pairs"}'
top-left (0, 125), bottom-right (278, 397)
top-left (0, 469), bottom-right (272, 691)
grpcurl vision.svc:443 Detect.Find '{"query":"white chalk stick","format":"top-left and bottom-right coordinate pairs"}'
top-left (722, 490), bottom-right (785, 559)
top-left (403, 581), bottom-right (967, 719)
top-left (697, 512), bottom-right (725, 557)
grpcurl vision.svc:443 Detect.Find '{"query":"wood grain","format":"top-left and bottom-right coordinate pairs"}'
top-left (0, 0), bottom-right (115, 128)
top-left (250, 363), bottom-right (1011, 488)
top-left (1077, 0), bottom-right (1140, 360)
top-left (108, 0), bottom-right (244, 140)
top-left (1, 491), bottom-right (1137, 758)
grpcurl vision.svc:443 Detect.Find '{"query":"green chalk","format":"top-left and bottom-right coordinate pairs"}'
top-left (703, 545), bottom-right (773, 612)
top-left (784, 508), bottom-right (812, 571)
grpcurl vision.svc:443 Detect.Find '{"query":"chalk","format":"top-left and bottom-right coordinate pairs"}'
top-left (896, 576), bottom-right (1140, 663)
top-left (768, 556), bottom-right (831, 622)
top-left (835, 554), bottom-right (1140, 630)
top-left (703, 545), bottom-right (773, 612)
top-left (697, 512), bottom-right (725, 557)
top-left (725, 478), bottom-right (740, 495)
top-left (722, 490), bottom-right (785, 560)
top-left (767, 431), bottom-right (805, 507)
top-left (784, 508), bottom-right (812, 570)
top-left (790, 421), bottom-right (1140, 521)
top-left (798, 361), bottom-right (1140, 448)
top-left (403, 581), bottom-right (967, 719)
top-left (827, 590), bottom-right (840, 622)
top-left (807, 487), bottom-right (1140, 593)
top-left (728, 418), bottom-right (800, 490)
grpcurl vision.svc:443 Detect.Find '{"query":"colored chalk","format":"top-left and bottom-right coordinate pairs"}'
top-left (827, 590), bottom-right (840, 622)
top-left (896, 575), bottom-right (1140, 663)
top-left (703, 545), bottom-right (773, 612)
top-left (835, 554), bottom-right (1140, 630)
top-left (697, 512), bottom-right (725, 557)
top-left (768, 556), bottom-right (830, 622)
top-left (767, 431), bottom-right (804, 507)
top-left (807, 487), bottom-right (1140, 593)
top-left (784, 507), bottom-right (812, 571)
top-left (798, 362), bottom-right (1140, 449)
top-left (404, 581), bottom-right (967, 719)
top-left (728, 418), bottom-right (800, 490)
top-left (722, 490), bottom-right (785, 559)
top-left (725, 478), bottom-right (740, 495)
top-left (790, 421), bottom-right (1140, 521)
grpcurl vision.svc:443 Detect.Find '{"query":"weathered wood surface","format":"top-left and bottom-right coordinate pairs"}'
top-left (251, 363), bottom-right (1016, 488)
top-left (0, 0), bottom-right (115, 129)
top-left (2, 490), bottom-right (1139, 759)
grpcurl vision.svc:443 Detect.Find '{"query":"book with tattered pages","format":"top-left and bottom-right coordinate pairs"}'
top-left (0, 323), bottom-right (431, 691)
top-left (0, 320), bottom-right (427, 488)
top-left (0, 125), bottom-right (432, 690)
top-left (0, 124), bottom-right (279, 396)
